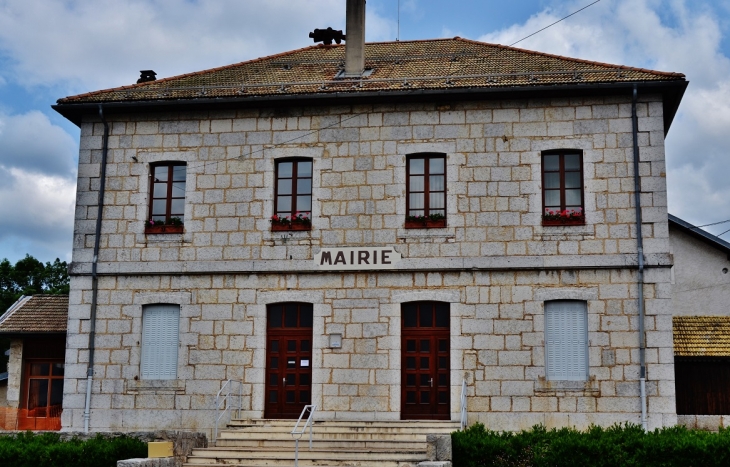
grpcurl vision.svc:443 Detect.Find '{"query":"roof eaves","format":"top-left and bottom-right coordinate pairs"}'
top-left (0, 295), bottom-right (30, 326)
top-left (669, 213), bottom-right (730, 257)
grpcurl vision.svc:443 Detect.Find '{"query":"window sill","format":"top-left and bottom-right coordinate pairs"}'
top-left (145, 225), bottom-right (184, 234)
top-left (404, 219), bottom-right (447, 229)
top-left (542, 219), bottom-right (585, 226)
top-left (535, 379), bottom-right (598, 394)
top-left (271, 223), bottom-right (311, 232)
top-left (125, 379), bottom-right (185, 394)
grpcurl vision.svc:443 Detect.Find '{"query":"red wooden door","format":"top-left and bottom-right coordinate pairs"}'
top-left (401, 302), bottom-right (450, 420)
top-left (18, 360), bottom-right (64, 430)
top-left (265, 303), bottom-right (313, 419)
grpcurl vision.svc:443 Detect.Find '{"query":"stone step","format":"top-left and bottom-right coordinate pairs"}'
top-left (217, 431), bottom-right (433, 442)
top-left (214, 438), bottom-right (427, 450)
top-left (185, 447), bottom-right (425, 466)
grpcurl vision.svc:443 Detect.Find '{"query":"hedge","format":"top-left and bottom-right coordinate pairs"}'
top-left (452, 423), bottom-right (730, 467)
top-left (0, 431), bottom-right (147, 467)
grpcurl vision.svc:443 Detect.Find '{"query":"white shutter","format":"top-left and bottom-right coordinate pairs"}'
top-left (545, 301), bottom-right (588, 381)
top-left (141, 304), bottom-right (180, 380)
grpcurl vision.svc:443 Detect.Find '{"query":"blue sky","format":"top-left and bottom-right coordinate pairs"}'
top-left (1, 0), bottom-right (729, 263)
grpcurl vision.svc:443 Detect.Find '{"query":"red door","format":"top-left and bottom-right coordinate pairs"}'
top-left (265, 303), bottom-right (313, 419)
top-left (18, 360), bottom-right (64, 430)
top-left (401, 301), bottom-right (450, 420)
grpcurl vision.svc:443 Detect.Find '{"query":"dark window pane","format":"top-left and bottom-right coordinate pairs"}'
top-left (52, 363), bottom-right (64, 376)
top-left (407, 357), bottom-right (416, 369)
top-left (409, 158), bottom-right (424, 174)
top-left (543, 155), bottom-right (560, 171)
top-left (420, 357), bottom-right (429, 369)
top-left (407, 374), bottom-right (416, 386)
top-left (544, 172), bottom-right (560, 189)
top-left (286, 391), bottom-right (295, 403)
top-left (565, 154), bottom-right (581, 170)
top-left (439, 357), bottom-right (448, 369)
top-left (544, 190), bottom-right (560, 208)
top-left (301, 340), bottom-right (311, 352)
top-left (271, 357), bottom-right (278, 368)
top-left (421, 374), bottom-right (431, 386)
top-left (407, 391), bottom-right (416, 403)
top-left (430, 157), bottom-right (445, 174)
top-left (172, 181), bottom-right (186, 195)
top-left (406, 340), bottom-right (416, 352)
top-left (419, 308), bottom-right (433, 327)
top-left (300, 307), bottom-right (313, 328)
top-left (268, 309), bottom-right (282, 328)
top-left (420, 340), bottom-right (430, 353)
top-left (439, 374), bottom-right (448, 386)
top-left (439, 339), bottom-right (449, 352)
top-left (270, 341), bottom-right (279, 352)
top-left (30, 363), bottom-right (49, 376)
top-left (278, 162), bottom-right (293, 178)
top-left (277, 196), bottom-right (292, 213)
top-left (565, 172), bottom-right (581, 189)
top-left (436, 305), bottom-right (450, 328)
top-left (286, 373), bottom-right (295, 384)
top-left (566, 189), bottom-right (582, 205)
top-left (152, 200), bottom-right (168, 215)
top-left (421, 391), bottom-right (430, 403)
top-left (51, 380), bottom-right (63, 405)
top-left (269, 390), bottom-right (278, 403)
top-left (300, 390), bottom-right (310, 403)
top-left (285, 305), bottom-right (298, 327)
top-left (300, 374), bottom-right (311, 386)
top-left (404, 307), bottom-right (417, 328)
top-left (270, 373), bottom-right (278, 385)
top-left (439, 391), bottom-right (449, 403)
top-left (170, 198), bottom-right (185, 216)
top-left (287, 340), bottom-right (297, 352)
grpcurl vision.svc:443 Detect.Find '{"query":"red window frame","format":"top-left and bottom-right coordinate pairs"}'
top-left (273, 158), bottom-right (313, 231)
top-left (147, 162), bottom-right (186, 233)
top-left (541, 150), bottom-right (585, 226)
top-left (405, 153), bottom-right (446, 228)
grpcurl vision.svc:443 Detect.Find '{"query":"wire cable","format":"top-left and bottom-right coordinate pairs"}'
top-left (509, 0), bottom-right (602, 47)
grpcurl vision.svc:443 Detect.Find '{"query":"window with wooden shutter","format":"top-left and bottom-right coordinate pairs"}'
top-left (544, 300), bottom-right (588, 381)
top-left (141, 304), bottom-right (180, 380)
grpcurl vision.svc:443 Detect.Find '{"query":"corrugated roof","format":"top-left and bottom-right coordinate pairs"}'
top-left (0, 295), bottom-right (68, 334)
top-left (57, 37), bottom-right (685, 105)
top-left (674, 316), bottom-right (730, 357)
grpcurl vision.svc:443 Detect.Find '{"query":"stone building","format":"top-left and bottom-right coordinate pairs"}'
top-left (53, 31), bottom-right (687, 434)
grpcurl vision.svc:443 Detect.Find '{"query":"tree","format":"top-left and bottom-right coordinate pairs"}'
top-left (0, 254), bottom-right (70, 314)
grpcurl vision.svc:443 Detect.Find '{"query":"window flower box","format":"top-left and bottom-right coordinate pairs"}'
top-left (542, 209), bottom-right (585, 226)
top-left (405, 214), bottom-right (446, 229)
top-left (270, 213), bottom-right (312, 232)
top-left (145, 218), bottom-right (184, 234)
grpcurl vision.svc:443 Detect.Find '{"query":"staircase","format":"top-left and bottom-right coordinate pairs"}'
top-left (184, 419), bottom-right (459, 467)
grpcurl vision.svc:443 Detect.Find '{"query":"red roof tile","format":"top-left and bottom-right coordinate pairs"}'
top-left (0, 295), bottom-right (68, 334)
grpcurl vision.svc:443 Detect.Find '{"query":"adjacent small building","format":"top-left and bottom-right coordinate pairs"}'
top-left (0, 295), bottom-right (68, 430)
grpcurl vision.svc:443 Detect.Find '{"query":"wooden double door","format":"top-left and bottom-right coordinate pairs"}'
top-left (401, 301), bottom-right (450, 420)
top-left (265, 303), bottom-right (313, 419)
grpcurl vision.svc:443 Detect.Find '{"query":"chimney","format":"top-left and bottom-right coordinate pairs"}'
top-left (344, 0), bottom-right (365, 77)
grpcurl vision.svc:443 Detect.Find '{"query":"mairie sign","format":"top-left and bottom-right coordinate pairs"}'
top-left (314, 247), bottom-right (402, 270)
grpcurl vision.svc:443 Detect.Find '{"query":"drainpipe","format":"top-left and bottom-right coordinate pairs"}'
top-left (631, 85), bottom-right (647, 431)
top-left (83, 104), bottom-right (109, 433)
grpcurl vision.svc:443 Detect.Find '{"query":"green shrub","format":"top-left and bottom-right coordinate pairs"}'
top-left (0, 432), bottom-right (147, 467)
top-left (452, 423), bottom-right (730, 467)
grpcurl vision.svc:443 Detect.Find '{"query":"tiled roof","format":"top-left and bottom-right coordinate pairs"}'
top-left (57, 37), bottom-right (685, 104)
top-left (0, 295), bottom-right (68, 334)
top-left (673, 316), bottom-right (730, 357)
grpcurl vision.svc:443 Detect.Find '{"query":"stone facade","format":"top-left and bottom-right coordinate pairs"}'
top-left (63, 95), bottom-right (675, 434)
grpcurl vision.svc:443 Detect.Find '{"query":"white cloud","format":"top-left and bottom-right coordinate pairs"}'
top-left (0, 166), bottom-right (76, 262)
top-left (0, 111), bottom-right (78, 176)
top-left (479, 0), bottom-right (730, 232)
top-left (0, 0), bottom-right (394, 92)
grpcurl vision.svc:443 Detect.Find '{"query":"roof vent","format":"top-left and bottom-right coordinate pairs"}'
top-left (137, 70), bottom-right (157, 83)
top-left (309, 27), bottom-right (345, 45)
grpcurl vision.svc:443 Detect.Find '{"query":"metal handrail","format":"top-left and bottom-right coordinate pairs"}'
top-left (213, 379), bottom-right (243, 442)
top-left (291, 405), bottom-right (316, 467)
top-left (460, 377), bottom-right (468, 431)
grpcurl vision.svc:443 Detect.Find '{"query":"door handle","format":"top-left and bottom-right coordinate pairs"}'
top-left (429, 378), bottom-right (433, 387)
top-left (283, 377), bottom-right (286, 386)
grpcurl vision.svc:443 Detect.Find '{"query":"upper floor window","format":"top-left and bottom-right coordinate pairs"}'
top-left (544, 300), bottom-right (588, 381)
top-left (272, 158), bottom-right (312, 231)
top-left (147, 162), bottom-right (186, 233)
top-left (405, 154), bottom-right (446, 228)
top-left (141, 304), bottom-right (180, 380)
top-left (542, 150), bottom-right (584, 225)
